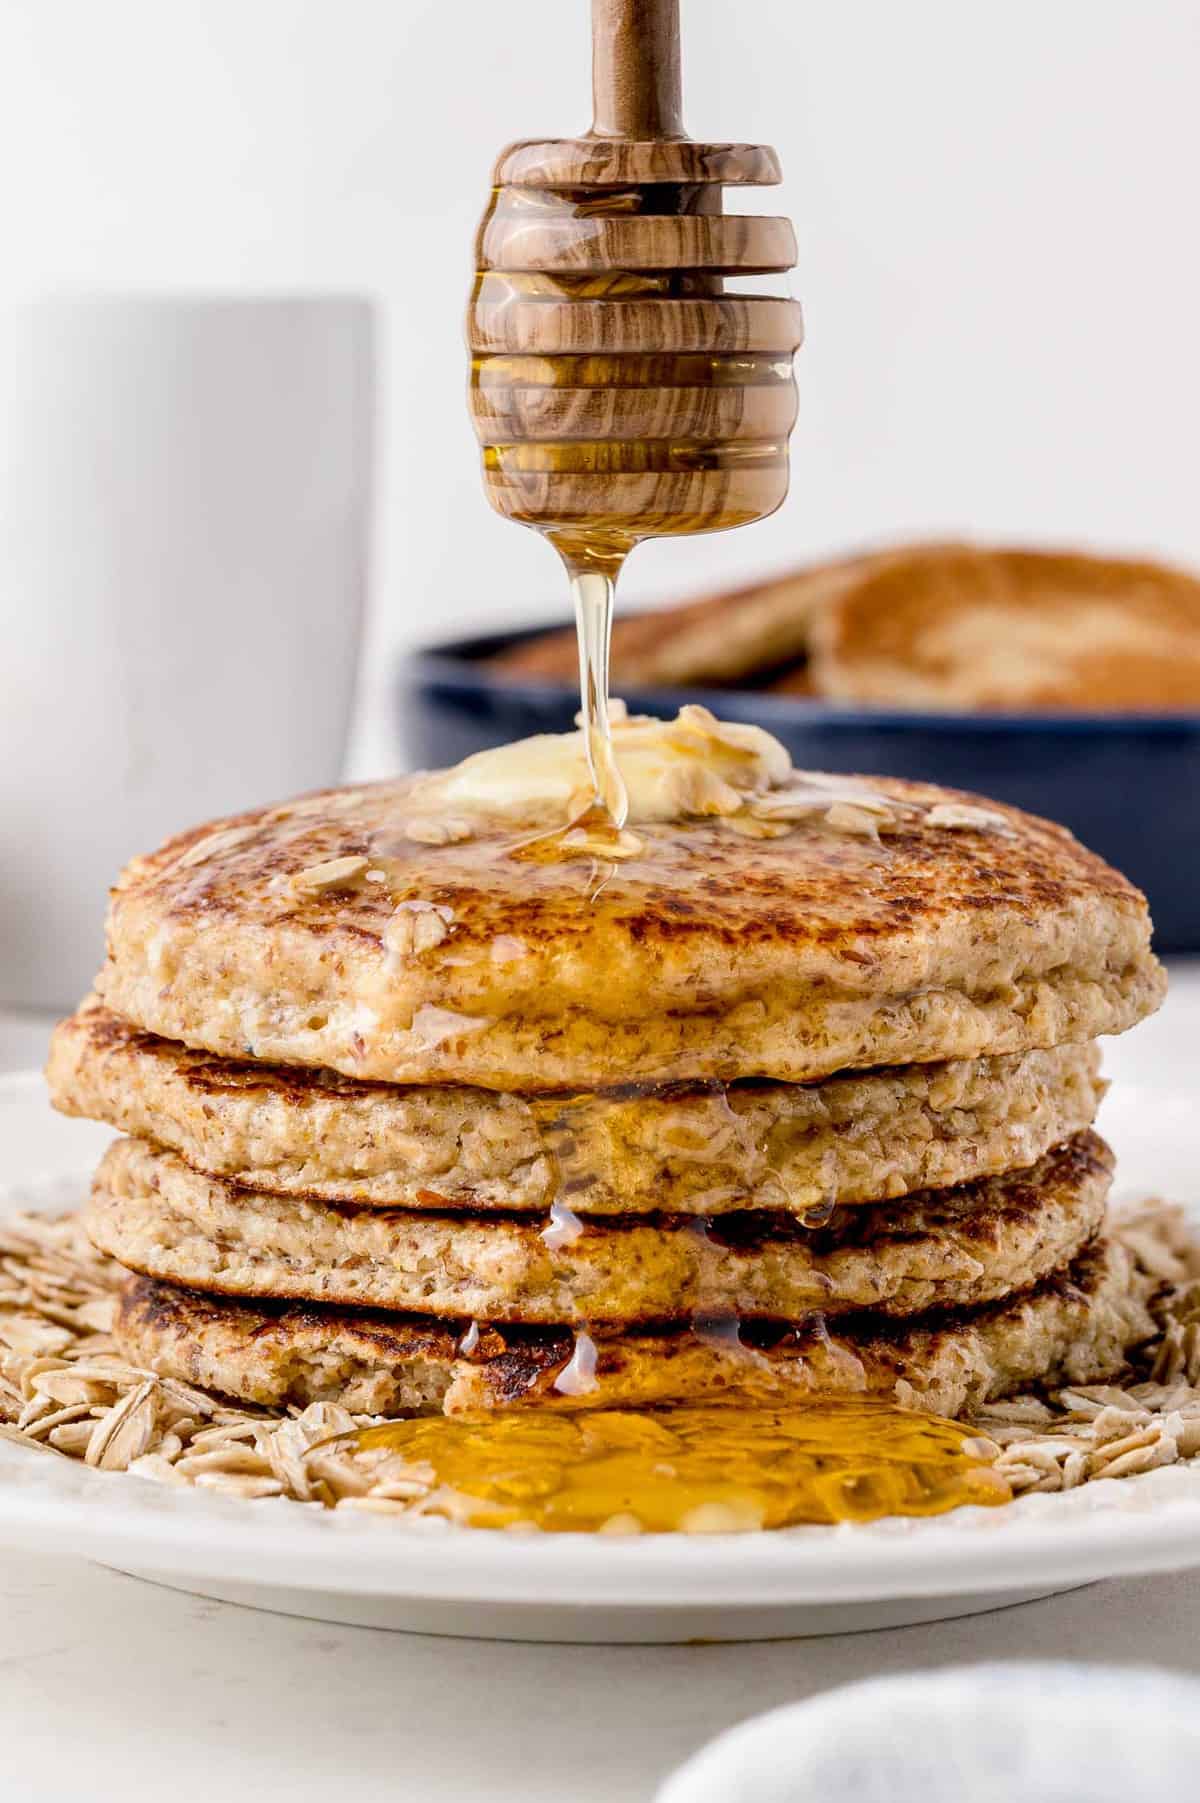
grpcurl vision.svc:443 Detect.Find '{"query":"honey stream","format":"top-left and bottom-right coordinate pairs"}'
top-left (568, 565), bottom-right (629, 831)
top-left (348, 1401), bottom-right (1011, 1533)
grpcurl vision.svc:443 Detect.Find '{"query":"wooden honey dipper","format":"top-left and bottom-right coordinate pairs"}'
top-left (468, 0), bottom-right (803, 578)
top-left (467, 0), bottom-right (804, 826)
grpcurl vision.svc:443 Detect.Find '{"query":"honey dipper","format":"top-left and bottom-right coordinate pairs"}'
top-left (467, 0), bottom-right (804, 581)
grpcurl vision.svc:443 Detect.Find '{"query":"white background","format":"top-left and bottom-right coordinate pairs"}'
top-left (2, 0), bottom-right (1198, 772)
top-left (2, 13), bottom-right (1200, 1788)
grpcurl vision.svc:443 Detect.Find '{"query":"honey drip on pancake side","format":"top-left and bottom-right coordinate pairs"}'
top-left (343, 1401), bottom-right (1010, 1533)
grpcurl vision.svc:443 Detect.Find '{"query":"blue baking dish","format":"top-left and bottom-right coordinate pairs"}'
top-left (397, 623), bottom-right (1200, 952)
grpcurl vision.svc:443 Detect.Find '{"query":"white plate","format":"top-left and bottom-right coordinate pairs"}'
top-left (3, 1004), bottom-right (1200, 1644)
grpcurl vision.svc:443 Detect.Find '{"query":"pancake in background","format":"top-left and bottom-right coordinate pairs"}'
top-left (806, 544), bottom-right (1200, 711)
top-left (487, 541), bottom-right (1200, 712)
top-left (489, 548), bottom-right (894, 689)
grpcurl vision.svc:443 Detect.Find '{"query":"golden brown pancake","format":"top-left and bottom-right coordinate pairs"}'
top-left (807, 544), bottom-right (1200, 711)
top-left (87, 1131), bottom-right (1112, 1326)
top-left (49, 1002), bottom-right (1106, 1215)
top-left (93, 767), bottom-right (1163, 1090)
top-left (489, 548), bottom-right (893, 689)
top-left (113, 1234), bottom-right (1156, 1419)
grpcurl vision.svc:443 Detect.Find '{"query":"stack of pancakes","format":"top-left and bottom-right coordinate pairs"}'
top-left (47, 719), bottom-right (1167, 1420)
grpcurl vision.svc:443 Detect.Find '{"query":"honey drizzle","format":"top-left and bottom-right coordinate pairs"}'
top-left (568, 565), bottom-right (628, 831)
top-left (346, 1401), bottom-right (1011, 1533)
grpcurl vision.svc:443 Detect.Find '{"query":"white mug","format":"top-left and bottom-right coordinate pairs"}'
top-left (0, 295), bottom-right (374, 1009)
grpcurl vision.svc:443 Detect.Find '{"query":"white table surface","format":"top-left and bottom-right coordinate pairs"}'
top-left (2, 977), bottom-right (1199, 1803)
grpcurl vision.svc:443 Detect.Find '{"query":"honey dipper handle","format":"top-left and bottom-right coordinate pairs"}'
top-left (590, 0), bottom-right (684, 140)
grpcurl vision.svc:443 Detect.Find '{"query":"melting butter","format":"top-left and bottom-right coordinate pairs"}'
top-left (423, 703), bottom-right (792, 826)
top-left (396, 704), bottom-right (1015, 853)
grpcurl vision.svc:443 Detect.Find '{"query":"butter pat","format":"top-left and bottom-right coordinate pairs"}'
top-left (425, 704), bottom-right (794, 826)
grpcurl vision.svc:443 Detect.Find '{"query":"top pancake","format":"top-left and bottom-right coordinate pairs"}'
top-left (95, 745), bottom-right (1162, 1091)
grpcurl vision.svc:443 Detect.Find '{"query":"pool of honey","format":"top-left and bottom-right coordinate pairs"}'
top-left (346, 1400), bottom-right (1010, 1534)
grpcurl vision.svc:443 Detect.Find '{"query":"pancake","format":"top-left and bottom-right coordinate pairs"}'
top-left (489, 547), bottom-right (896, 689)
top-left (113, 1234), bottom-right (1156, 1419)
top-left (87, 1131), bottom-right (1112, 1325)
top-left (93, 722), bottom-right (1163, 1090)
top-left (807, 543), bottom-right (1200, 711)
top-left (49, 1003), bottom-right (1106, 1215)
